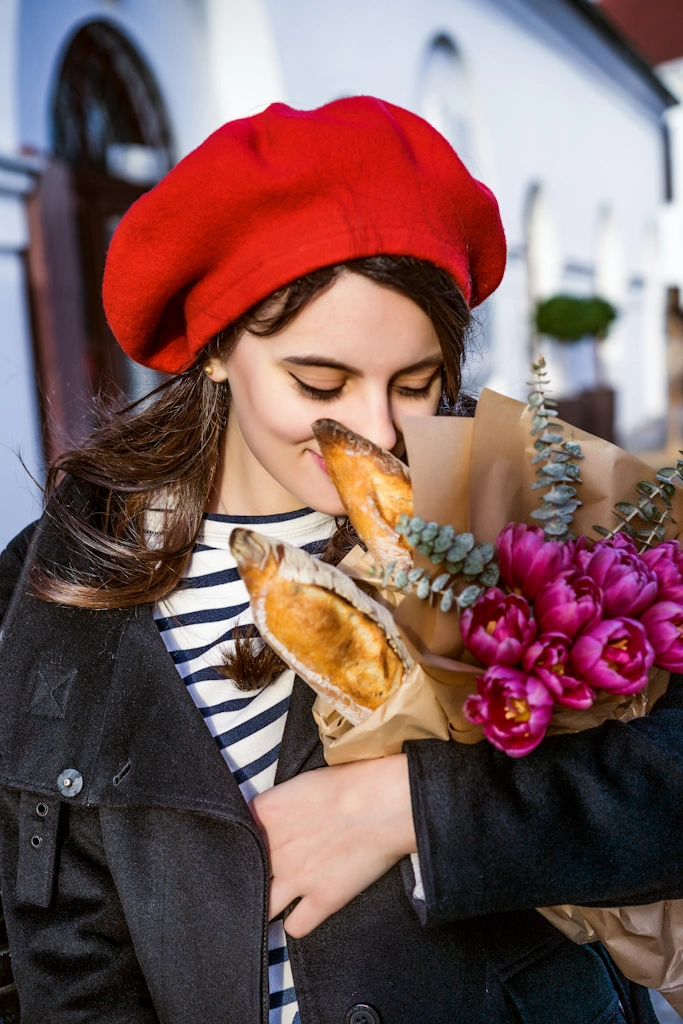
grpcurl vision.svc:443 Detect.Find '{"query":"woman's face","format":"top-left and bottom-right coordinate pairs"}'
top-left (208, 272), bottom-right (444, 516)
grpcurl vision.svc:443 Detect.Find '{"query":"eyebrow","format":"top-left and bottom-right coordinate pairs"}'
top-left (282, 355), bottom-right (444, 376)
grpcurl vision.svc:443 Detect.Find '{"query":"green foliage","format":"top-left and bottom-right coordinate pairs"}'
top-left (375, 515), bottom-right (501, 611)
top-left (527, 356), bottom-right (583, 542)
top-left (535, 294), bottom-right (617, 343)
top-left (595, 458), bottom-right (682, 550)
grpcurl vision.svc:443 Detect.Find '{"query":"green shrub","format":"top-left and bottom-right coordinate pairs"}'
top-left (534, 294), bottom-right (617, 342)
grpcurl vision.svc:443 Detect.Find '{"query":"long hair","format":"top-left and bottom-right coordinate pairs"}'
top-left (33, 255), bottom-right (472, 686)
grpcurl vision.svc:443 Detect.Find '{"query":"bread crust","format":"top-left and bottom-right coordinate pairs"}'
top-left (312, 419), bottom-right (413, 572)
top-left (230, 528), bottom-right (412, 723)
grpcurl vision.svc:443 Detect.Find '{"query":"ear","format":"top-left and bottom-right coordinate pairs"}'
top-left (204, 357), bottom-right (230, 382)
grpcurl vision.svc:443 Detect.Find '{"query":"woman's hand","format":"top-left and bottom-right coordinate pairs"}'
top-left (250, 753), bottom-right (417, 938)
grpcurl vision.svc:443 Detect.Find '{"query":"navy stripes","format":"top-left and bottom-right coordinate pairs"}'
top-left (215, 697), bottom-right (291, 750)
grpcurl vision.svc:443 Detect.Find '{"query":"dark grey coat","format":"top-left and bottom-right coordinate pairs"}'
top-left (0, 493), bottom-right (680, 1024)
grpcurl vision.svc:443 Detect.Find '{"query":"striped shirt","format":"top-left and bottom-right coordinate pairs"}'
top-left (153, 507), bottom-right (336, 1024)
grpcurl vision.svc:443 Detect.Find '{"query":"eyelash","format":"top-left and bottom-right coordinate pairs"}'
top-left (290, 374), bottom-right (440, 403)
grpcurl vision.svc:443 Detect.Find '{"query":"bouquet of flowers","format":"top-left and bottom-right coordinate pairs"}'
top-left (230, 356), bottom-right (683, 1013)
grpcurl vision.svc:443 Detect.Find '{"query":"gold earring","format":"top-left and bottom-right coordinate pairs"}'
top-left (204, 363), bottom-right (214, 376)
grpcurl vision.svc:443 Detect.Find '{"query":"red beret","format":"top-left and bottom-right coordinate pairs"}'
top-left (103, 96), bottom-right (506, 373)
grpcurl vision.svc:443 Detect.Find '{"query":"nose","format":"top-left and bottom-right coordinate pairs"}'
top-left (341, 392), bottom-right (399, 453)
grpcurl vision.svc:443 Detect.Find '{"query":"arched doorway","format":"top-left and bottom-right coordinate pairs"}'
top-left (27, 20), bottom-right (173, 457)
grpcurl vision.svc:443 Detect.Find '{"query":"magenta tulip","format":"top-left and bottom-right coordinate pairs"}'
top-left (522, 633), bottom-right (594, 709)
top-left (570, 618), bottom-right (654, 694)
top-left (640, 600), bottom-right (683, 672)
top-left (460, 587), bottom-right (536, 666)
top-left (642, 541), bottom-right (683, 604)
top-left (497, 522), bottom-right (574, 600)
top-left (463, 666), bottom-right (554, 757)
top-left (574, 536), bottom-right (657, 617)
top-left (535, 574), bottom-right (603, 638)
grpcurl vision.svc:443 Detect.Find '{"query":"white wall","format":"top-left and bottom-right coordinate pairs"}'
top-left (264, 0), bottom-right (669, 438)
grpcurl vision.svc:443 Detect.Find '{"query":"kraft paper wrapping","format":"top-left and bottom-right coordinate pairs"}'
top-left (312, 389), bottom-right (683, 1012)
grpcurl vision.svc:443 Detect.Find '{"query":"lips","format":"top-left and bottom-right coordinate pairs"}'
top-left (309, 450), bottom-right (330, 475)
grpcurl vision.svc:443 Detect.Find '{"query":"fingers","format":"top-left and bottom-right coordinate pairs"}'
top-left (269, 875), bottom-right (299, 922)
top-left (283, 893), bottom-right (345, 939)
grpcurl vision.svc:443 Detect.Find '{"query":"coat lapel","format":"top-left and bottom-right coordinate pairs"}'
top-left (275, 677), bottom-right (325, 784)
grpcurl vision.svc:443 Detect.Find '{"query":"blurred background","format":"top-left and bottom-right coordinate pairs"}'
top-left (1, 0), bottom-right (683, 553)
top-left (0, 3), bottom-right (682, 1022)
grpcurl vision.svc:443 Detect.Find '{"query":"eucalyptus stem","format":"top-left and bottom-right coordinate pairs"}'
top-left (527, 355), bottom-right (583, 542)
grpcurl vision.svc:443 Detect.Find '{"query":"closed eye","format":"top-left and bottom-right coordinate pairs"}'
top-left (290, 376), bottom-right (344, 401)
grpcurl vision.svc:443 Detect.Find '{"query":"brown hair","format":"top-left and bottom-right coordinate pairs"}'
top-left (33, 255), bottom-right (471, 684)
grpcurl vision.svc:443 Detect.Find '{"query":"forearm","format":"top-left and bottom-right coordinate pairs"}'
top-left (406, 674), bottom-right (683, 925)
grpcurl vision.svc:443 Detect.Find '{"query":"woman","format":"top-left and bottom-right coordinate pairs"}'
top-left (0, 97), bottom-right (681, 1024)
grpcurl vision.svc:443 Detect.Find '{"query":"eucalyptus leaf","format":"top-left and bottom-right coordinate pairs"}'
top-left (394, 514), bottom-right (410, 534)
top-left (393, 570), bottom-right (407, 590)
top-left (416, 541), bottom-right (434, 556)
top-left (636, 481), bottom-right (655, 496)
top-left (540, 432), bottom-right (564, 444)
top-left (544, 485), bottom-right (577, 503)
top-left (433, 526), bottom-right (456, 552)
top-left (530, 505), bottom-right (559, 522)
top-left (421, 521), bottom-right (439, 542)
top-left (540, 463), bottom-right (567, 478)
top-left (407, 568), bottom-right (424, 583)
top-left (615, 502), bottom-right (637, 516)
top-left (440, 589), bottom-right (454, 613)
top-left (551, 452), bottom-right (571, 463)
top-left (564, 464), bottom-right (581, 479)
top-left (563, 440), bottom-right (582, 456)
top-left (479, 564), bottom-right (500, 587)
top-left (444, 559), bottom-right (463, 575)
top-left (475, 542), bottom-right (495, 564)
top-left (416, 577), bottom-right (431, 600)
top-left (409, 516), bottom-right (425, 532)
top-left (457, 585), bottom-right (482, 609)
top-left (531, 479), bottom-right (550, 489)
top-left (544, 521), bottom-right (571, 537)
top-left (462, 549), bottom-right (485, 575)
top-left (457, 533), bottom-right (475, 554)
top-left (446, 540), bottom-right (467, 563)
top-left (429, 551), bottom-right (445, 564)
top-left (431, 573), bottom-right (451, 593)
top-left (593, 525), bottom-right (611, 537)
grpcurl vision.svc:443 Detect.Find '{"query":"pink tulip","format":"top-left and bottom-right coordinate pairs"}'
top-left (464, 666), bottom-right (554, 757)
top-left (522, 633), bottom-right (594, 710)
top-left (574, 536), bottom-right (658, 617)
top-left (640, 600), bottom-right (683, 672)
top-left (642, 541), bottom-right (683, 604)
top-left (497, 522), bottom-right (574, 600)
top-left (570, 618), bottom-right (654, 694)
top-left (460, 587), bottom-right (536, 667)
top-left (535, 574), bottom-right (603, 638)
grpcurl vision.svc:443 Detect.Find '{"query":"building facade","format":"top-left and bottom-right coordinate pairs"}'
top-left (0, 0), bottom-right (675, 545)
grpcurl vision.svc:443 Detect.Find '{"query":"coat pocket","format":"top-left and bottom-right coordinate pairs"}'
top-left (496, 939), bottom-right (626, 1024)
top-left (15, 791), bottom-right (61, 908)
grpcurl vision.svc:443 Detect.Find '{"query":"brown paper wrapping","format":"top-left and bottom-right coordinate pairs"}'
top-left (312, 388), bottom-right (683, 1010)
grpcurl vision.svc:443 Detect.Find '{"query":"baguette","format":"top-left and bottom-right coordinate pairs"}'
top-left (230, 528), bottom-right (412, 723)
top-left (312, 419), bottom-right (413, 572)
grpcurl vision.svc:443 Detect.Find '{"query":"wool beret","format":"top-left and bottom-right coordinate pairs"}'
top-left (103, 95), bottom-right (507, 373)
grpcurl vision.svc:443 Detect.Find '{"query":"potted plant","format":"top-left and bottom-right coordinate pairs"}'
top-left (534, 294), bottom-right (618, 441)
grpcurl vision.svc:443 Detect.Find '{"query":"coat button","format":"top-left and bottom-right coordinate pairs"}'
top-left (345, 1005), bottom-right (381, 1024)
top-left (57, 768), bottom-right (83, 798)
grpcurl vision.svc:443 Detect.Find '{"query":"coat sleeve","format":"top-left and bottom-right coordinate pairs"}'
top-left (0, 790), bottom-right (159, 1023)
top-left (405, 672), bottom-right (683, 926)
top-left (0, 522), bottom-right (37, 626)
